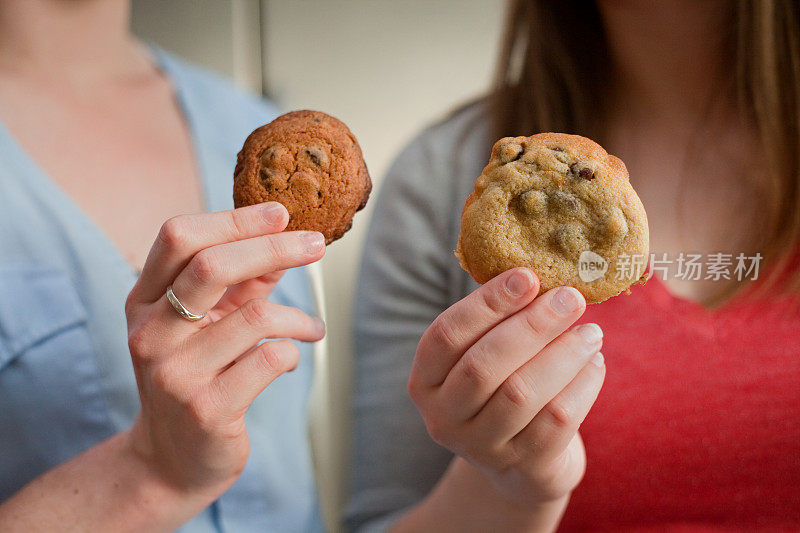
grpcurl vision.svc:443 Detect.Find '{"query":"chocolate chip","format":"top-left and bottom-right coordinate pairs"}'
top-left (516, 189), bottom-right (547, 216)
top-left (263, 146), bottom-right (278, 161)
top-left (552, 224), bottom-right (589, 258)
top-left (550, 147), bottom-right (569, 163)
top-left (304, 146), bottom-right (329, 169)
top-left (260, 145), bottom-right (289, 164)
top-left (604, 207), bottom-right (629, 241)
top-left (569, 163), bottom-right (595, 180)
top-left (549, 191), bottom-right (579, 213)
top-left (498, 142), bottom-right (524, 164)
top-left (259, 167), bottom-right (274, 186)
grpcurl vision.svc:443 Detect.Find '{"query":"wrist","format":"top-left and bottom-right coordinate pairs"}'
top-left (450, 458), bottom-right (570, 527)
top-left (126, 416), bottom-right (236, 502)
top-left (118, 429), bottom-right (222, 529)
top-left (394, 457), bottom-right (569, 533)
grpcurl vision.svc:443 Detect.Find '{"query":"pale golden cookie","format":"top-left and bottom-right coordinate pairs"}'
top-left (455, 133), bottom-right (649, 304)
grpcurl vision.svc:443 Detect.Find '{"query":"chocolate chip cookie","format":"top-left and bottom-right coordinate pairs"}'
top-left (455, 133), bottom-right (649, 304)
top-left (233, 110), bottom-right (371, 244)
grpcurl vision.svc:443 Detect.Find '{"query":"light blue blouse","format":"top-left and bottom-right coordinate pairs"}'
top-left (0, 46), bottom-right (321, 532)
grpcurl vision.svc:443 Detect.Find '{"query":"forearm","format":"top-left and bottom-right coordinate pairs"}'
top-left (390, 458), bottom-right (568, 533)
top-left (0, 430), bottom-right (215, 533)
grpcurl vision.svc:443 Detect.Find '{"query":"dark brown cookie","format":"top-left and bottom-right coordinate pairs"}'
top-left (233, 110), bottom-right (371, 244)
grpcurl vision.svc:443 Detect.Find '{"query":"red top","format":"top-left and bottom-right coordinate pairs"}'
top-left (560, 277), bottom-right (800, 532)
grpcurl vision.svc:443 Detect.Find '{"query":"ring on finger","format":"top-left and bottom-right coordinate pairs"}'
top-left (166, 285), bottom-right (206, 322)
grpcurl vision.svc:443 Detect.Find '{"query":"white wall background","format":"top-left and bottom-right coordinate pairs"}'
top-left (132, 1), bottom-right (505, 529)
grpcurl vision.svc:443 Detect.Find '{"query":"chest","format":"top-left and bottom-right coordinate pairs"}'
top-left (608, 123), bottom-right (761, 304)
top-left (0, 72), bottom-right (204, 270)
top-left (628, 154), bottom-right (757, 251)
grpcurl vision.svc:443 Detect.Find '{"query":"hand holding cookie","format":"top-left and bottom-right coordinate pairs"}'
top-left (408, 268), bottom-right (605, 509)
top-left (124, 203), bottom-right (326, 502)
top-left (456, 133), bottom-right (649, 303)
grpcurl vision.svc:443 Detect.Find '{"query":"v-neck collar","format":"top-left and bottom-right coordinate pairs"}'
top-left (147, 44), bottom-right (215, 211)
top-left (0, 44), bottom-right (213, 277)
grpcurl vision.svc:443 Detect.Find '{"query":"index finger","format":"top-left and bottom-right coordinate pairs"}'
top-left (410, 268), bottom-right (539, 390)
top-left (130, 202), bottom-right (289, 304)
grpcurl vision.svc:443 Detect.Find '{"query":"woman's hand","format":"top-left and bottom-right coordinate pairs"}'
top-left (0, 202), bottom-right (325, 532)
top-left (408, 268), bottom-right (605, 509)
top-left (124, 201), bottom-right (326, 498)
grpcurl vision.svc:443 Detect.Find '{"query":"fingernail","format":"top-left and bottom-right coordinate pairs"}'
top-left (551, 287), bottom-right (582, 315)
top-left (505, 270), bottom-right (534, 297)
top-left (577, 323), bottom-right (603, 345)
top-left (261, 203), bottom-right (285, 225)
top-left (313, 317), bottom-right (326, 336)
top-left (590, 352), bottom-right (605, 368)
top-left (301, 231), bottom-right (325, 253)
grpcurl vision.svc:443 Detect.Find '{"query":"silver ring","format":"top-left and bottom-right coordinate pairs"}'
top-left (166, 285), bottom-right (206, 322)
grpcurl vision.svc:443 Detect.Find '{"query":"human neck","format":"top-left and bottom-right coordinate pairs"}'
top-left (598, 0), bottom-right (734, 121)
top-left (0, 0), bottom-right (149, 80)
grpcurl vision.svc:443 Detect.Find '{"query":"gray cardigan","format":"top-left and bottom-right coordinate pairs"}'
top-left (346, 102), bottom-right (491, 531)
